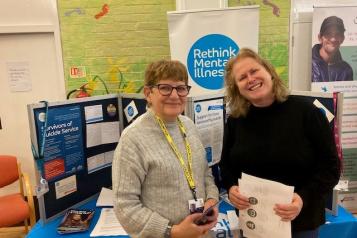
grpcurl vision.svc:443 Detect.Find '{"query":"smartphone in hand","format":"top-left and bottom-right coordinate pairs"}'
top-left (194, 200), bottom-right (222, 225)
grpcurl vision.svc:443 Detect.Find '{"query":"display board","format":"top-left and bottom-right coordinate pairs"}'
top-left (27, 94), bottom-right (120, 223)
top-left (291, 90), bottom-right (343, 215)
top-left (185, 93), bottom-right (225, 167)
top-left (311, 5), bottom-right (357, 92)
top-left (118, 93), bottom-right (147, 131)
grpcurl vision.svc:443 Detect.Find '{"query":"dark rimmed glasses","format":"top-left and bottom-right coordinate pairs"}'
top-left (151, 84), bottom-right (191, 97)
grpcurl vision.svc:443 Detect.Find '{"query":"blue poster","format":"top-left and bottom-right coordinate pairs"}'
top-left (35, 105), bottom-right (84, 181)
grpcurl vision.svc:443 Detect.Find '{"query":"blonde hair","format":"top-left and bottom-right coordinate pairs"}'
top-left (224, 48), bottom-right (289, 117)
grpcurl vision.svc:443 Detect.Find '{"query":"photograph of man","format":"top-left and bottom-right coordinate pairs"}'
top-left (312, 16), bottom-right (353, 82)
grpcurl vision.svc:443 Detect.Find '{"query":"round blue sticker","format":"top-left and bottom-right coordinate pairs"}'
top-left (127, 106), bottom-right (134, 117)
top-left (187, 34), bottom-right (239, 90)
top-left (195, 104), bottom-right (201, 113)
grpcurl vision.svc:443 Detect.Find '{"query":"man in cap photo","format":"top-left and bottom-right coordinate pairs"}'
top-left (312, 15), bottom-right (353, 82)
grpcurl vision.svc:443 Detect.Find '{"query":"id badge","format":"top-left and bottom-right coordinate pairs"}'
top-left (188, 198), bottom-right (204, 214)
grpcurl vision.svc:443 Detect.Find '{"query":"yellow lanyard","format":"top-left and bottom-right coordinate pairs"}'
top-left (155, 115), bottom-right (197, 200)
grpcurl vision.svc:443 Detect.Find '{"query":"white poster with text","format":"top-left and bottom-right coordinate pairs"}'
top-left (194, 98), bottom-right (224, 166)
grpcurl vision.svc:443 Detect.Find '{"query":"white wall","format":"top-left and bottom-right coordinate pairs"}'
top-left (0, 0), bottom-right (65, 195)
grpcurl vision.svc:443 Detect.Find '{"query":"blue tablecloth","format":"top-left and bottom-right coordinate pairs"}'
top-left (27, 199), bottom-right (128, 238)
top-left (320, 206), bottom-right (357, 238)
top-left (27, 199), bottom-right (357, 238)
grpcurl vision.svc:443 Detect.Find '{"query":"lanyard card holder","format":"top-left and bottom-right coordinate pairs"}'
top-left (36, 176), bottom-right (49, 197)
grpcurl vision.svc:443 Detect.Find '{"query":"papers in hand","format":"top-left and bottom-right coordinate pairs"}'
top-left (96, 187), bottom-right (114, 207)
top-left (238, 173), bottom-right (294, 238)
top-left (90, 208), bottom-right (127, 237)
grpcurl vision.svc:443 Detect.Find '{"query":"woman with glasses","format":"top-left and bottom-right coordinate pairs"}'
top-left (112, 59), bottom-right (219, 238)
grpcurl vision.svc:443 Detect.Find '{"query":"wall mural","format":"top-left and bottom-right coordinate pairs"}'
top-left (58, 1), bottom-right (290, 98)
top-left (229, 0), bottom-right (291, 84)
top-left (58, 1), bottom-right (175, 98)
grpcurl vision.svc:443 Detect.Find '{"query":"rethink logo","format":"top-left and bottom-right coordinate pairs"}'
top-left (187, 34), bottom-right (239, 90)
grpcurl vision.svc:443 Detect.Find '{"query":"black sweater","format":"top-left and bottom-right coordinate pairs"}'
top-left (219, 96), bottom-right (340, 231)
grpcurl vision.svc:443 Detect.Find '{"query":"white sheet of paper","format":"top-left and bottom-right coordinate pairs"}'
top-left (87, 151), bottom-right (114, 174)
top-left (55, 175), bottom-right (77, 199)
top-left (87, 153), bottom-right (105, 174)
top-left (96, 187), bottom-right (114, 207)
top-left (101, 121), bottom-right (120, 144)
top-left (313, 99), bottom-right (334, 123)
top-left (7, 61), bottom-right (32, 92)
top-left (104, 150), bottom-right (114, 164)
top-left (239, 173), bottom-right (294, 238)
top-left (86, 123), bottom-right (102, 147)
top-left (334, 179), bottom-right (349, 191)
top-left (85, 105), bottom-right (103, 123)
top-left (86, 122), bottom-right (120, 148)
top-left (194, 98), bottom-right (224, 166)
top-left (90, 208), bottom-right (127, 237)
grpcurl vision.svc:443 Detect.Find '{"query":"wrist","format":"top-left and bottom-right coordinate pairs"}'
top-left (170, 225), bottom-right (179, 238)
top-left (164, 223), bottom-right (174, 238)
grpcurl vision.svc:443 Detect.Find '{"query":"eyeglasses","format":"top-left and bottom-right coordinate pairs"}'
top-left (151, 84), bottom-right (191, 97)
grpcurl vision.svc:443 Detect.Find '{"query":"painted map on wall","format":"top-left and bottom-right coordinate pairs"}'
top-left (229, 0), bottom-right (291, 84)
top-left (58, 1), bottom-right (290, 98)
top-left (57, 1), bottom-right (175, 98)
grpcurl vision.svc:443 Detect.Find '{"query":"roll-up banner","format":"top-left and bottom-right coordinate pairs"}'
top-left (168, 6), bottom-right (259, 96)
top-left (311, 5), bottom-right (357, 92)
top-left (312, 5), bottom-right (357, 212)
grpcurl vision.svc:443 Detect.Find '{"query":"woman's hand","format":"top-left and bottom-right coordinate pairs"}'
top-left (274, 193), bottom-right (303, 221)
top-left (202, 198), bottom-right (219, 224)
top-left (228, 185), bottom-right (250, 210)
top-left (171, 212), bottom-right (216, 238)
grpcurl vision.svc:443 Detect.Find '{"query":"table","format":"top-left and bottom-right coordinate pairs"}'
top-left (27, 199), bottom-right (357, 238)
top-left (26, 199), bottom-right (128, 238)
top-left (320, 206), bottom-right (357, 238)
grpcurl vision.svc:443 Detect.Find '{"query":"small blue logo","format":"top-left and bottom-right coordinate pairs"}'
top-left (195, 104), bottom-right (201, 113)
top-left (208, 105), bottom-right (223, 111)
top-left (187, 34), bottom-right (239, 90)
top-left (205, 147), bottom-right (212, 163)
top-left (127, 106), bottom-right (134, 116)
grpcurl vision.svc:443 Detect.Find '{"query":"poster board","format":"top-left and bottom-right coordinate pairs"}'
top-left (118, 93), bottom-right (147, 132)
top-left (291, 90), bottom-right (343, 215)
top-left (311, 5), bottom-right (357, 92)
top-left (27, 94), bottom-right (120, 223)
top-left (338, 92), bottom-right (357, 213)
top-left (185, 93), bottom-right (225, 166)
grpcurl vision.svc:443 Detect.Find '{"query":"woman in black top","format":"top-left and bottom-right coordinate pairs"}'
top-left (219, 48), bottom-right (340, 238)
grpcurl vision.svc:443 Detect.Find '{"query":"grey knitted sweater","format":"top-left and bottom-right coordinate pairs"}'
top-left (112, 110), bottom-right (219, 238)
